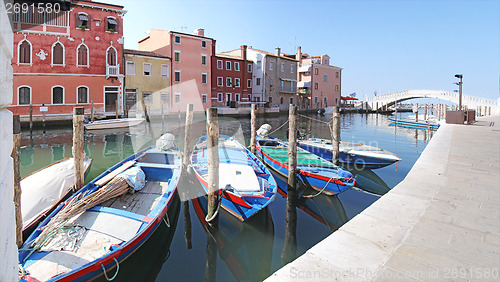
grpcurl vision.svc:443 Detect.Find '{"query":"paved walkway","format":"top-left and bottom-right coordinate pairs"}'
top-left (266, 115), bottom-right (500, 281)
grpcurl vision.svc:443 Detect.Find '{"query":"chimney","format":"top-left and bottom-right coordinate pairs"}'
top-left (275, 47), bottom-right (281, 57)
top-left (241, 45), bottom-right (247, 61)
top-left (212, 39), bottom-right (216, 55)
top-left (296, 46), bottom-right (302, 66)
top-left (195, 28), bottom-right (205, 37)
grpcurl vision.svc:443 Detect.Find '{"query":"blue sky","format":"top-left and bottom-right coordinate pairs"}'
top-left (116, 0), bottom-right (499, 101)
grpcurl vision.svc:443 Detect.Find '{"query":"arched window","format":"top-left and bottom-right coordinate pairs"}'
top-left (107, 47), bottom-right (117, 66)
top-left (19, 40), bottom-right (31, 64)
top-left (77, 44), bottom-right (88, 66)
top-left (77, 86), bottom-right (88, 104)
top-left (52, 86), bottom-right (64, 104)
top-left (18, 86), bottom-right (31, 105)
top-left (52, 42), bottom-right (64, 65)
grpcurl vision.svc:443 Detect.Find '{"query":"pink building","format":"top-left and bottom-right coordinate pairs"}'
top-left (291, 47), bottom-right (342, 110)
top-left (138, 29), bottom-right (215, 112)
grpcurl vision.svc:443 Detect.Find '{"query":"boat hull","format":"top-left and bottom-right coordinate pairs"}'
top-left (389, 117), bottom-right (439, 131)
top-left (84, 118), bottom-right (145, 130)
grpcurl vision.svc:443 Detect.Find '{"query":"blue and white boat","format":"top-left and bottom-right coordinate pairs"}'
top-left (388, 117), bottom-right (439, 131)
top-left (190, 135), bottom-right (277, 221)
top-left (256, 137), bottom-right (355, 196)
top-left (298, 138), bottom-right (401, 169)
top-left (19, 137), bottom-right (181, 282)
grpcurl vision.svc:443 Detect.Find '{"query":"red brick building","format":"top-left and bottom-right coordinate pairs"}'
top-left (211, 45), bottom-right (253, 107)
top-left (9, 0), bottom-right (125, 121)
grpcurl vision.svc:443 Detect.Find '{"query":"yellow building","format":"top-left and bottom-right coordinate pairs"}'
top-left (124, 49), bottom-right (171, 116)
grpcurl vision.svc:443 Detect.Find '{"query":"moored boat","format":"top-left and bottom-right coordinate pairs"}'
top-left (19, 136), bottom-right (181, 282)
top-left (298, 138), bottom-right (401, 169)
top-left (255, 137), bottom-right (355, 196)
top-left (388, 117), bottom-right (439, 130)
top-left (21, 157), bottom-right (92, 240)
top-left (84, 117), bottom-right (145, 130)
top-left (190, 135), bottom-right (277, 221)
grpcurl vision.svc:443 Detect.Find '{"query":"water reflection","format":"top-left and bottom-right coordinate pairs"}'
top-left (342, 164), bottom-right (391, 196)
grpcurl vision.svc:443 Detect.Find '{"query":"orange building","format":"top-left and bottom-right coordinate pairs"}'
top-left (9, 0), bottom-right (125, 121)
top-left (137, 29), bottom-right (215, 112)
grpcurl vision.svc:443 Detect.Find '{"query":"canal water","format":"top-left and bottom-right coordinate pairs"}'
top-left (19, 111), bottom-right (434, 281)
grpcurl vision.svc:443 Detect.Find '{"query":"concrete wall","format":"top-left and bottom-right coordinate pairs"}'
top-left (0, 0), bottom-right (17, 280)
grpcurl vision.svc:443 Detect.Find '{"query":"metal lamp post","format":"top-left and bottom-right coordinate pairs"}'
top-left (454, 74), bottom-right (463, 110)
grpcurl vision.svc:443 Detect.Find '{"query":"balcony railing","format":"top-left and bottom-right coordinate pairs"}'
top-left (107, 65), bottom-right (120, 76)
top-left (280, 87), bottom-right (296, 93)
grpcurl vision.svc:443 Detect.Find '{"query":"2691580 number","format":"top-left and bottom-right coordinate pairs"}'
top-left (5, 2), bottom-right (61, 14)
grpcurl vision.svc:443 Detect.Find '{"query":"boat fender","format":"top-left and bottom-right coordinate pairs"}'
top-left (256, 124), bottom-right (272, 137)
top-left (156, 133), bottom-right (176, 151)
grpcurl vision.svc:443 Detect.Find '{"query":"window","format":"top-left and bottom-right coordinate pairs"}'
top-left (175, 36), bottom-right (181, 43)
top-left (106, 17), bottom-right (118, 32)
top-left (77, 86), bottom-right (88, 103)
top-left (226, 93), bottom-right (232, 102)
top-left (314, 96), bottom-right (318, 104)
top-left (174, 51), bottom-right (180, 62)
top-left (52, 42), bottom-right (64, 65)
top-left (269, 97), bottom-right (272, 103)
top-left (324, 75), bottom-right (328, 82)
top-left (291, 81), bottom-right (294, 92)
top-left (280, 97), bottom-right (283, 104)
top-left (126, 61), bottom-right (135, 75)
top-left (175, 93), bottom-right (181, 102)
top-left (235, 62), bottom-right (240, 71)
top-left (235, 78), bottom-right (240, 87)
top-left (323, 97), bottom-right (328, 107)
top-left (247, 79), bottom-right (252, 88)
top-left (19, 40), bottom-right (31, 64)
top-left (335, 97), bottom-right (339, 105)
top-left (202, 73), bottom-right (207, 84)
top-left (281, 80), bottom-right (284, 90)
top-left (269, 78), bottom-right (273, 86)
top-left (281, 63), bottom-right (284, 72)
top-left (202, 94), bottom-right (207, 103)
top-left (336, 71), bottom-right (339, 78)
top-left (52, 86), bottom-right (64, 104)
top-left (226, 77), bottom-right (232, 87)
top-left (256, 78), bottom-right (261, 86)
top-left (202, 55), bottom-right (207, 65)
top-left (290, 97), bottom-right (293, 104)
top-left (290, 64), bottom-right (294, 73)
top-left (235, 93), bottom-right (240, 101)
top-left (269, 61), bottom-right (273, 70)
top-left (142, 92), bottom-right (153, 103)
top-left (324, 59), bottom-right (328, 65)
top-left (202, 40), bottom-right (206, 48)
top-left (77, 13), bottom-right (89, 29)
top-left (315, 68), bottom-right (318, 75)
top-left (226, 61), bottom-right (231, 70)
top-left (217, 93), bottom-right (223, 102)
top-left (161, 64), bottom-right (169, 77)
top-left (335, 85), bottom-right (339, 91)
top-left (217, 60), bottom-right (223, 69)
top-left (257, 60), bottom-right (261, 68)
top-left (315, 83), bottom-right (319, 89)
top-left (217, 77), bottom-right (223, 86)
top-left (18, 86), bottom-right (31, 105)
top-left (77, 44), bottom-right (88, 66)
top-left (107, 47), bottom-right (117, 66)
top-left (175, 71), bottom-right (181, 82)
top-left (248, 64), bottom-right (252, 72)
top-left (143, 63), bottom-right (152, 76)
top-left (161, 93), bottom-right (170, 103)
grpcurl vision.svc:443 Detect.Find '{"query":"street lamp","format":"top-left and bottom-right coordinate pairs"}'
top-left (454, 74), bottom-right (463, 110)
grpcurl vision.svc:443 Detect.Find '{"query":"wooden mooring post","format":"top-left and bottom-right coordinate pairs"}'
top-left (29, 102), bottom-right (33, 134)
top-left (332, 106), bottom-right (340, 165)
top-left (182, 104), bottom-right (194, 170)
top-left (423, 104), bottom-right (427, 120)
top-left (250, 104), bottom-right (257, 154)
top-left (206, 108), bottom-right (220, 227)
top-left (287, 104), bottom-right (298, 190)
top-left (12, 115), bottom-right (23, 247)
top-left (73, 107), bottom-right (85, 190)
top-left (115, 99), bottom-right (119, 119)
top-left (415, 103), bottom-right (419, 122)
top-left (90, 100), bottom-right (95, 122)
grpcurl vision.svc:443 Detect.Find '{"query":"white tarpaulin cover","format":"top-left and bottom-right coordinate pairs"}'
top-left (21, 158), bottom-right (91, 228)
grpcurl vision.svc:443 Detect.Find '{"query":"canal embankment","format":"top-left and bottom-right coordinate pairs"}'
top-left (266, 115), bottom-right (500, 281)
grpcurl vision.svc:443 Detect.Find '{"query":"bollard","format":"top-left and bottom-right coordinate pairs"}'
top-left (250, 104), bottom-right (257, 154)
top-left (182, 104), bottom-right (194, 170)
top-left (73, 107), bottom-right (85, 190)
top-left (12, 115), bottom-right (23, 247)
top-left (206, 108), bottom-right (220, 227)
top-left (332, 106), bottom-right (340, 165)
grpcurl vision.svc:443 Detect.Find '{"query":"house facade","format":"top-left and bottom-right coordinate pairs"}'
top-left (124, 49), bottom-right (171, 116)
top-left (211, 45), bottom-right (252, 108)
top-left (295, 47), bottom-right (342, 110)
top-left (137, 28), bottom-right (214, 112)
top-left (9, 0), bottom-right (125, 120)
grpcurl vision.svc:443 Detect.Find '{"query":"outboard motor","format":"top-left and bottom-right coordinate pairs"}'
top-left (256, 124), bottom-right (272, 138)
top-left (156, 133), bottom-right (176, 151)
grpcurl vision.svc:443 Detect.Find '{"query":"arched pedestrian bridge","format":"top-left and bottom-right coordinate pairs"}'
top-left (367, 89), bottom-right (499, 114)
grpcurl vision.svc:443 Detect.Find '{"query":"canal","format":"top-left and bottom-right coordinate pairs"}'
top-left (19, 111), bottom-right (433, 281)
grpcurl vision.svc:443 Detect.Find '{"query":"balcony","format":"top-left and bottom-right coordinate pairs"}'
top-left (280, 87), bottom-right (296, 94)
top-left (107, 65), bottom-right (120, 77)
top-left (298, 88), bottom-right (311, 95)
